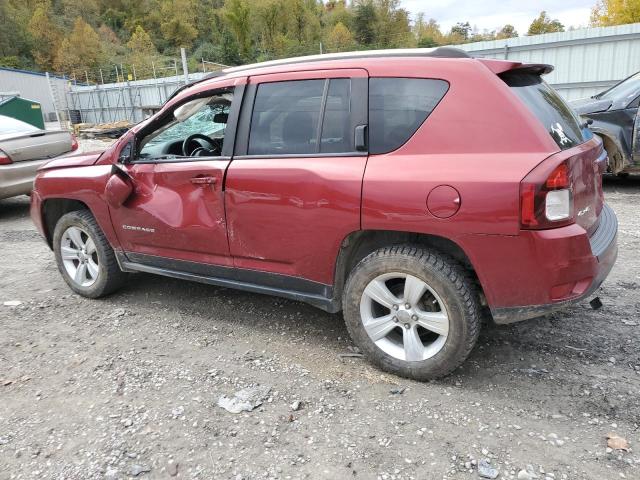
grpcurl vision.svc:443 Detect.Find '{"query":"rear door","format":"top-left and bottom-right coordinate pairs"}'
top-left (225, 69), bottom-right (368, 286)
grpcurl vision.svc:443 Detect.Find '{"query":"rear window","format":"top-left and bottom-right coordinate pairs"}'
top-left (503, 73), bottom-right (586, 150)
top-left (369, 78), bottom-right (449, 154)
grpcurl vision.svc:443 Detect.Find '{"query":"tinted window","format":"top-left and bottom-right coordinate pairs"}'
top-left (503, 73), bottom-right (585, 150)
top-left (597, 71), bottom-right (640, 105)
top-left (249, 79), bottom-right (324, 155)
top-left (321, 79), bottom-right (352, 153)
top-left (369, 78), bottom-right (449, 154)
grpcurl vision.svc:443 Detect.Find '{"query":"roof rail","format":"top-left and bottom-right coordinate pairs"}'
top-left (164, 47), bottom-right (471, 103)
top-left (166, 71), bottom-right (225, 103)
top-left (223, 47), bottom-right (471, 75)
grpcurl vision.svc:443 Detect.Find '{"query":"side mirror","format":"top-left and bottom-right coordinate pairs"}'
top-left (105, 165), bottom-right (133, 207)
top-left (118, 142), bottom-right (132, 164)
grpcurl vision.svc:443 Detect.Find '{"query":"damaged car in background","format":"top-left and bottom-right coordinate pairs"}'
top-left (570, 71), bottom-right (640, 175)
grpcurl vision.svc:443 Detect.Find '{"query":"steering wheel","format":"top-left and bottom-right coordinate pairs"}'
top-left (182, 134), bottom-right (217, 156)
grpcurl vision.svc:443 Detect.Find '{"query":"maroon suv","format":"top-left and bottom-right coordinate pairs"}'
top-left (30, 48), bottom-right (617, 379)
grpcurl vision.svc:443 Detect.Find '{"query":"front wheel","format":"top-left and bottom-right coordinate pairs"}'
top-left (342, 245), bottom-right (481, 380)
top-left (53, 210), bottom-right (126, 298)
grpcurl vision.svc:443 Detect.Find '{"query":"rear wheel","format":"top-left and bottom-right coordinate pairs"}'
top-left (53, 210), bottom-right (126, 298)
top-left (342, 245), bottom-right (480, 380)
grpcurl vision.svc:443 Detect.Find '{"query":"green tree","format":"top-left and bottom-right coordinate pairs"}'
top-left (160, 0), bottom-right (198, 48)
top-left (496, 24), bottom-right (518, 39)
top-left (54, 17), bottom-right (104, 76)
top-left (414, 14), bottom-right (444, 47)
top-left (450, 21), bottom-right (471, 41)
top-left (225, 0), bottom-right (252, 59)
top-left (591, 0), bottom-right (640, 26)
top-left (375, 0), bottom-right (412, 48)
top-left (327, 22), bottom-right (354, 52)
top-left (527, 11), bottom-right (565, 35)
top-left (126, 25), bottom-right (159, 78)
top-left (353, 1), bottom-right (377, 45)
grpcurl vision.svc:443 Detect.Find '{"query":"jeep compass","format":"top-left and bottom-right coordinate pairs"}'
top-left (30, 47), bottom-right (618, 380)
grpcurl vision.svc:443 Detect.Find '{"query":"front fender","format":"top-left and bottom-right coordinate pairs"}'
top-left (34, 164), bottom-right (121, 249)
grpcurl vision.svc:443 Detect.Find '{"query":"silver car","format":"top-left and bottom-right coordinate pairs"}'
top-left (0, 115), bottom-right (77, 200)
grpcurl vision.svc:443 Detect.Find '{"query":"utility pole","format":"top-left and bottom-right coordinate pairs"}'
top-left (180, 48), bottom-right (189, 85)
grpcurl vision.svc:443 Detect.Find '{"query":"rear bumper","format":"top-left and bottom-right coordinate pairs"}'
top-left (0, 158), bottom-right (55, 200)
top-left (490, 203), bottom-right (618, 324)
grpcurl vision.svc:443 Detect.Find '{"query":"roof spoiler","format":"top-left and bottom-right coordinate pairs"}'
top-left (479, 58), bottom-right (553, 76)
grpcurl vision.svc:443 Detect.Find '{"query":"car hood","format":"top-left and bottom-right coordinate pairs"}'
top-left (37, 151), bottom-right (103, 171)
top-left (570, 97), bottom-right (613, 115)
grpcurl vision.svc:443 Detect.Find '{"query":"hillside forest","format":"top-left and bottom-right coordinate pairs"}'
top-left (0, 0), bottom-right (638, 83)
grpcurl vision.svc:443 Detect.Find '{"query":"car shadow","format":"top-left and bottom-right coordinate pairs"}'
top-left (0, 195), bottom-right (31, 221)
top-left (603, 173), bottom-right (640, 191)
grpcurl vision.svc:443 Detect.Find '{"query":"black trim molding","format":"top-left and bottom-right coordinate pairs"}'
top-left (115, 251), bottom-right (340, 313)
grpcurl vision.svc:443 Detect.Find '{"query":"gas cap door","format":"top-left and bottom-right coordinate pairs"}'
top-left (427, 185), bottom-right (461, 218)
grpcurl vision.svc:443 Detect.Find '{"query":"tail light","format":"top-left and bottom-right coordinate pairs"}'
top-left (520, 159), bottom-right (574, 229)
top-left (0, 150), bottom-right (12, 165)
top-left (70, 134), bottom-right (79, 151)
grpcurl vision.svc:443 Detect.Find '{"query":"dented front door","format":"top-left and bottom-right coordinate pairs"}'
top-left (109, 159), bottom-right (232, 267)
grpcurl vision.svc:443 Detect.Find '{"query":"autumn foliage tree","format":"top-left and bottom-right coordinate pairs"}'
top-left (54, 18), bottom-right (104, 78)
top-left (591, 0), bottom-right (640, 26)
top-left (29, 0), bottom-right (62, 71)
top-left (127, 26), bottom-right (159, 78)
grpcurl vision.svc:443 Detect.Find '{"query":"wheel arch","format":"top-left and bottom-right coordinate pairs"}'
top-left (41, 198), bottom-right (92, 248)
top-left (332, 230), bottom-right (486, 310)
top-left (593, 130), bottom-right (628, 174)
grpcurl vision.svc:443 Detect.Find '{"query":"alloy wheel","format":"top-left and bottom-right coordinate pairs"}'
top-left (60, 226), bottom-right (100, 287)
top-left (359, 272), bottom-right (449, 361)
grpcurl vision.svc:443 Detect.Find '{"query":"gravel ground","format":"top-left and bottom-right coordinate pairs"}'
top-left (1, 176), bottom-right (639, 480)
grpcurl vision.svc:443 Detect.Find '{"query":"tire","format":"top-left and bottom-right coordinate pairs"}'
top-left (53, 209), bottom-right (127, 298)
top-left (342, 245), bottom-right (480, 380)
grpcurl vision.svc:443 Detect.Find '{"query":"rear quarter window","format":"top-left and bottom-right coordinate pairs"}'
top-left (369, 78), bottom-right (449, 154)
top-left (502, 72), bottom-right (586, 150)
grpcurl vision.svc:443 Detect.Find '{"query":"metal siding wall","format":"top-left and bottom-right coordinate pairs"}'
top-left (0, 69), bottom-right (67, 120)
top-left (457, 23), bottom-right (640, 100)
top-left (66, 73), bottom-right (208, 124)
top-left (59, 23), bottom-right (640, 123)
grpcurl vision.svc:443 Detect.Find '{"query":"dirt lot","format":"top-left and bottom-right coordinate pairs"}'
top-left (1, 177), bottom-right (639, 480)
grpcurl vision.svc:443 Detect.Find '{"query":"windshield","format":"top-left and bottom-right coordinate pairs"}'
top-left (597, 71), bottom-right (640, 104)
top-left (0, 114), bottom-right (40, 135)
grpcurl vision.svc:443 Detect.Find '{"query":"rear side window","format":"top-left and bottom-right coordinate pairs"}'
top-left (248, 78), bottom-right (355, 156)
top-left (503, 73), bottom-right (586, 150)
top-left (369, 78), bottom-right (449, 154)
top-left (249, 79), bottom-right (324, 155)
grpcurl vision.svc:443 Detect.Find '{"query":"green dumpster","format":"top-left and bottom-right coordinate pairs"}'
top-left (0, 96), bottom-right (45, 130)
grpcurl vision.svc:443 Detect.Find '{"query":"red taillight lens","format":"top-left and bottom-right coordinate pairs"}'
top-left (70, 134), bottom-right (79, 151)
top-left (0, 151), bottom-right (12, 165)
top-left (520, 159), bottom-right (574, 229)
top-left (546, 163), bottom-right (569, 189)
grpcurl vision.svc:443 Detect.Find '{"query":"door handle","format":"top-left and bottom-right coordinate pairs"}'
top-left (190, 176), bottom-right (217, 185)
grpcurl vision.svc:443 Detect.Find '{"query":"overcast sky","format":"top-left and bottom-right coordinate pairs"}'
top-left (401, 0), bottom-right (595, 36)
